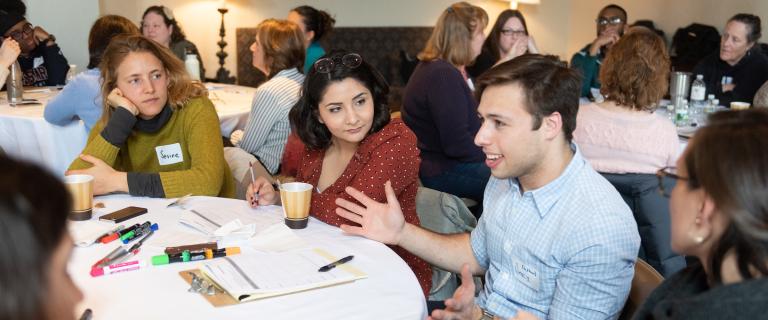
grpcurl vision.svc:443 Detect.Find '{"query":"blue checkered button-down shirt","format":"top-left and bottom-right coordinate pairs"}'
top-left (470, 145), bottom-right (640, 319)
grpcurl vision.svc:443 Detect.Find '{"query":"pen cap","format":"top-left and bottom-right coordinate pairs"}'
top-left (226, 247), bottom-right (241, 255)
top-left (151, 254), bottom-right (170, 266)
top-left (100, 233), bottom-right (120, 244)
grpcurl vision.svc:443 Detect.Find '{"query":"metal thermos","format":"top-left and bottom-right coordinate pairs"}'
top-left (669, 71), bottom-right (692, 107)
top-left (5, 61), bottom-right (23, 104)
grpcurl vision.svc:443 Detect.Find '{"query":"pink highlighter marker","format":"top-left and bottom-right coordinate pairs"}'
top-left (90, 259), bottom-right (146, 277)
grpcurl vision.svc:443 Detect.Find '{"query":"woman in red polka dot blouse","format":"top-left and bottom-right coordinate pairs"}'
top-left (247, 50), bottom-right (432, 297)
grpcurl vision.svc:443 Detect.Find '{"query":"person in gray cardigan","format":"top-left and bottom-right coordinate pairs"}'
top-left (634, 108), bottom-right (768, 319)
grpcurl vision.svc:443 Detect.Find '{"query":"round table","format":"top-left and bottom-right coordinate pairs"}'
top-left (69, 195), bottom-right (427, 320)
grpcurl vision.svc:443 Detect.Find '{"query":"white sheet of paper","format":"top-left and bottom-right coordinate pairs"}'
top-left (202, 248), bottom-right (363, 298)
top-left (249, 223), bottom-right (308, 252)
top-left (178, 204), bottom-right (283, 237)
top-left (145, 229), bottom-right (215, 249)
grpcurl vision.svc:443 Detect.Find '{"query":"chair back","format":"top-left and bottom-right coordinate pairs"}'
top-left (619, 259), bottom-right (665, 320)
top-left (601, 173), bottom-right (687, 277)
top-left (415, 187), bottom-right (479, 301)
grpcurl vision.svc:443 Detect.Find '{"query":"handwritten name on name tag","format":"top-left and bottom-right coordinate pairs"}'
top-left (512, 257), bottom-right (541, 291)
top-left (155, 143), bottom-right (184, 166)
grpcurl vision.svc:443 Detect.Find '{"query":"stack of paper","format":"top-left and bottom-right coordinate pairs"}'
top-left (201, 248), bottom-right (367, 302)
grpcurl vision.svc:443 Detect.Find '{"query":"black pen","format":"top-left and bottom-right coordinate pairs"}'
top-left (318, 255), bottom-right (354, 272)
top-left (79, 308), bottom-right (92, 320)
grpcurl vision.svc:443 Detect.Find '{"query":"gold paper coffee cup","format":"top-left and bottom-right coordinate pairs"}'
top-left (730, 101), bottom-right (751, 110)
top-left (64, 174), bottom-right (94, 221)
top-left (279, 182), bottom-right (313, 229)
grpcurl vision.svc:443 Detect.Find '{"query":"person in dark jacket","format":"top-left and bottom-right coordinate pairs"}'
top-left (0, 10), bottom-right (69, 86)
top-left (402, 2), bottom-right (490, 212)
top-left (634, 109), bottom-right (768, 319)
top-left (692, 13), bottom-right (768, 107)
top-left (570, 4), bottom-right (627, 98)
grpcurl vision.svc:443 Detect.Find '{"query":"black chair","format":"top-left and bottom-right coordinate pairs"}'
top-left (601, 173), bottom-right (687, 278)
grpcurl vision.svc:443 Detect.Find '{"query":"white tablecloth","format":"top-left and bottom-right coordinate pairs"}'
top-left (0, 83), bottom-right (255, 176)
top-left (69, 195), bottom-right (427, 320)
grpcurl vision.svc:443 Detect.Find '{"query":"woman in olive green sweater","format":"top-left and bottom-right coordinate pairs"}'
top-left (67, 35), bottom-right (234, 198)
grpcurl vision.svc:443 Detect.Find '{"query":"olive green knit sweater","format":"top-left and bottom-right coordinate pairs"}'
top-left (69, 96), bottom-right (235, 198)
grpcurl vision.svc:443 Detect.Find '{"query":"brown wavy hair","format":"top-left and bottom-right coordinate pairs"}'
top-left (97, 35), bottom-right (206, 125)
top-left (418, 2), bottom-right (488, 67)
top-left (599, 28), bottom-right (669, 111)
top-left (255, 19), bottom-right (305, 77)
top-left (87, 15), bottom-right (140, 69)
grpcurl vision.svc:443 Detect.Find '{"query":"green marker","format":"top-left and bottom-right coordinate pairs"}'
top-left (151, 250), bottom-right (191, 265)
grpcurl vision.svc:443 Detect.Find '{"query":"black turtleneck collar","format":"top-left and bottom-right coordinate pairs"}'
top-left (135, 104), bottom-right (173, 133)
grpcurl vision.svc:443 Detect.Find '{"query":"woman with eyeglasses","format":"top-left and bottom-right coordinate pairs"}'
top-left (402, 2), bottom-right (490, 215)
top-left (67, 35), bottom-right (234, 198)
top-left (141, 6), bottom-right (205, 80)
top-left (633, 109), bottom-right (768, 318)
top-left (0, 155), bottom-right (83, 320)
top-left (247, 50), bottom-right (432, 297)
top-left (0, 10), bottom-right (69, 86)
top-left (225, 19), bottom-right (305, 197)
top-left (466, 9), bottom-right (538, 79)
top-left (287, 5), bottom-right (336, 74)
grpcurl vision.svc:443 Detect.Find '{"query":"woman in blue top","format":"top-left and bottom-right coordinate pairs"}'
top-left (287, 5), bottom-right (335, 74)
top-left (44, 15), bottom-right (139, 132)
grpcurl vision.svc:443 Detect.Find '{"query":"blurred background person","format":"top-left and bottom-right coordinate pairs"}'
top-left (141, 5), bottom-right (204, 79)
top-left (574, 29), bottom-right (685, 277)
top-left (693, 13), bottom-right (768, 107)
top-left (45, 15), bottom-right (140, 132)
top-left (287, 5), bottom-right (335, 74)
top-left (402, 2), bottom-right (490, 215)
top-left (571, 4), bottom-right (628, 99)
top-left (226, 19), bottom-right (305, 198)
top-left (467, 9), bottom-right (538, 78)
top-left (0, 7), bottom-right (69, 86)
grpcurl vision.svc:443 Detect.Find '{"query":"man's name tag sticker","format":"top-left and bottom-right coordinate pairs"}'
top-left (512, 257), bottom-right (541, 291)
top-left (156, 143), bottom-right (183, 166)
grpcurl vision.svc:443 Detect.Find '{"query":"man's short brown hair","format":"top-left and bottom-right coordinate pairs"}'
top-left (475, 54), bottom-right (581, 142)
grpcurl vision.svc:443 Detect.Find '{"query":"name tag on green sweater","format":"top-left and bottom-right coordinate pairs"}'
top-left (156, 143), bottom-right (184, 166)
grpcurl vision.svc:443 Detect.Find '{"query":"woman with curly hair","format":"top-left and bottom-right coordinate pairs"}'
top-left (574, 28), bottom-right (679, 175)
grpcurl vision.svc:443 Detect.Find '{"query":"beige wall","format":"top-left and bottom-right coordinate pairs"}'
top-left (27, 0), bottom-right (100, 73)
top-left (33, 0), bottom-right (766, 80)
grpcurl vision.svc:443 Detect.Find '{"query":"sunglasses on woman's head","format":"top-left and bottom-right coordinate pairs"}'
top-left (313, 53), bottom-right (363, 74)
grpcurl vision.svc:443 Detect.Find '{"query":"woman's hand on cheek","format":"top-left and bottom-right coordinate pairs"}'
top-left (66, 154), bottom-right (128, 195)
top-left (107, 88), bottom-right (139, 116)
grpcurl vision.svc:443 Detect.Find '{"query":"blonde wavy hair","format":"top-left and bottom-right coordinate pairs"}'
top-left (418, 2), bottom-right (488, 67)
top-left (98, 34), bottom-right (207, 125)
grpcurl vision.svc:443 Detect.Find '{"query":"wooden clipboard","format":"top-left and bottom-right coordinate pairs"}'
top-left (179, 269), bottom-right (239, 307)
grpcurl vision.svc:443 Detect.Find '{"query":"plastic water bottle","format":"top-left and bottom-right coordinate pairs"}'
top-left (5, 61), bottom-right (23, 104)
top-left (690, 74), bottom-right (706, 114)
top-left (675, 99), bottom-right (689, 127)
top-left (185, 53), bottom-right (201, 81)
